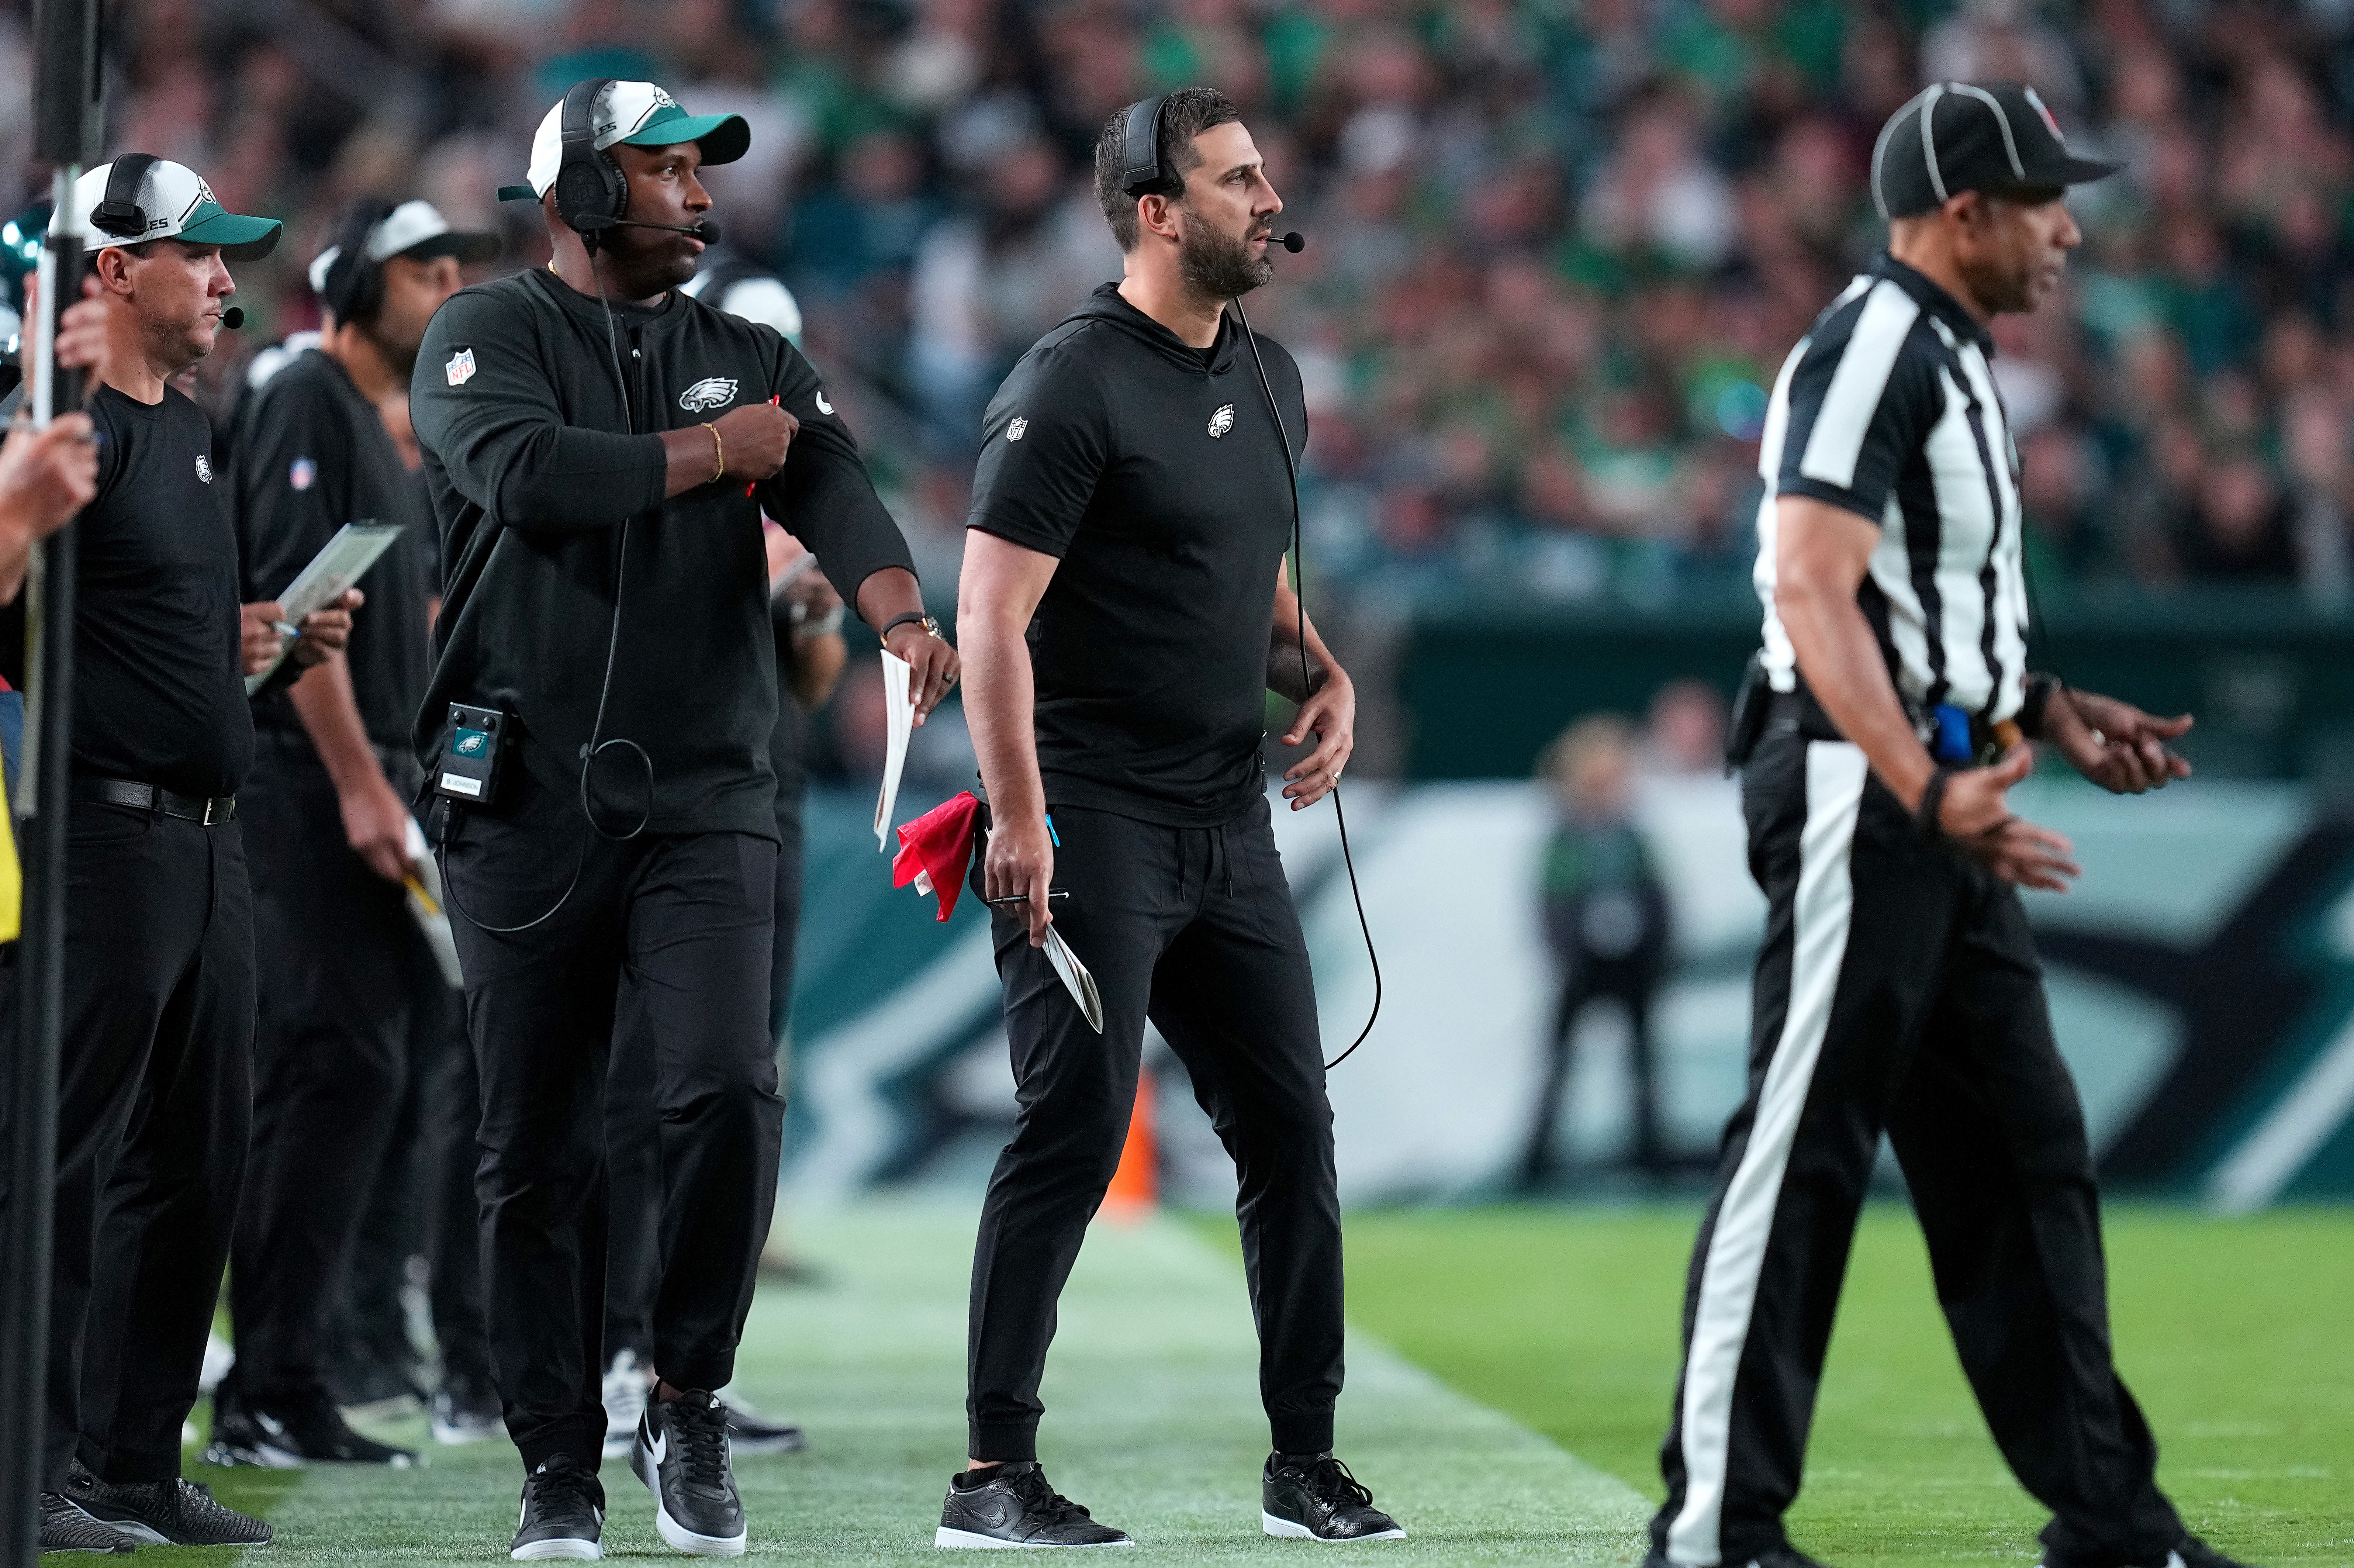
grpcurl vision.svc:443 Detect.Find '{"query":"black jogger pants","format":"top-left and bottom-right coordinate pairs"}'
top-left (441, 783), bottom-right (782, 1474)
top-left (967, 794), bottom-right (1343, 1462)
top-left (1651, 735), bottom-right (2184, 1568)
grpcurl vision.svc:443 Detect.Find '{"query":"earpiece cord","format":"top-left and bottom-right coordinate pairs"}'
top-left (436, 240), bottom-right (651, 937)
top-left (1231, 293), bottom-right (1382, 1071)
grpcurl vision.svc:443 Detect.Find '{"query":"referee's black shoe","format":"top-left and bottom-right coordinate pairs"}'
top-left (632, 1389), bottom-right (747, 1557)
top-left (37, 1492), bottom-right (136, 1554)
top-left (511, 1455), bottom-right (604, 1561)
top-left (1639, 1546), bottom-right (1833, 1568)
top-left (65, 1462), bottom-right (272, 1547)
top-left (2042, 1539), bottom-right (2261, 1568)
top-left (204, 1387), bottom-right (417, 1467)
top-left (1261, 1452), bottom-right (1406, 1542)
top-left (935, 1462), bottom-right (1133, 1548)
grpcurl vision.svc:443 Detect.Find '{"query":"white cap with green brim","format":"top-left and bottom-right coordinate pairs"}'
top-left (500, 82), bottom-right (750, 203)
top-left (56, 158), bottom-right (281, 260)
top-left (308, 200), bottom-right (499, 293)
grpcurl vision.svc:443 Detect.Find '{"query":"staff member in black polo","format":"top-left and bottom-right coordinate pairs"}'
top-left (1647, 82), bottom-right (2246, 1568)
top-left (409, 80), bottom-right (955, 1561)
top-left (214, 196), bottom-right (498, 1469)
top-left (9, 156), bottom-right (350, 1554)
top-left (942, 87), bottom-right (1400, 1551)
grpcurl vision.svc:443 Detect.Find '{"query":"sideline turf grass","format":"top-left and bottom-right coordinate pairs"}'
top-left (1329, 1203), bottom-right (2354, 1568)
top-left (188, 1203), bottom-right (1644, 1564)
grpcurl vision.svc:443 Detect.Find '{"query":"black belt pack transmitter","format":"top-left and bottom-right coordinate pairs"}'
top-left (436, 702), bottom-right (509, 807)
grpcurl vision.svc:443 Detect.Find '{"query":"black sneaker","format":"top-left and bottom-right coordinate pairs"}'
top-left (204, 1390), bottom-right (417, 1467)
top-left (936, 1461), bottom-right (1133, 1548)
top-left (632, 1389), bottom-right (746, 1556)
top-left (38, 1493), bottom-right (136, 1554)
top-left (65, 1463), bottom-right (271, 1547)
top-left (512, 1455), bottom-right (604, 1562)
top-left (433, 1372), bottom-right (505, 1446)
top-left (1261, 1453), bottom-right (1404, 1542)
top-left (718, 1391), bottom-right (806, 1455)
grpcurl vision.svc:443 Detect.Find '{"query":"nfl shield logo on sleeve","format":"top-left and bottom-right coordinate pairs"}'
top-left (446, 348), bottom-right (476, 387)
top-left (1007, 417), bottom-right (1028, 442)
top-left (289, 458), bottom-right (316, 492)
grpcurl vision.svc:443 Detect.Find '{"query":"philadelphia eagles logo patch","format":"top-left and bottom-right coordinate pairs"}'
top-left (679, 377), bottom-right (738, 413)
top-left (1207, 404), bottom-right (1235, 438)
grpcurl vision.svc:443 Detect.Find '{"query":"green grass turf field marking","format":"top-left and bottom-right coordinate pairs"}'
top-left (1325, 1203), bottom-right (2354, 1568)
top-left (191, 1203), bottom-right (1645, 1564)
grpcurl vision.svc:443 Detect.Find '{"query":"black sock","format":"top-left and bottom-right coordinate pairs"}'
top-left (1276, 1450), bottom-right (1332, 1468)
top-left (958, 1462), bottom-right (1005, 1486)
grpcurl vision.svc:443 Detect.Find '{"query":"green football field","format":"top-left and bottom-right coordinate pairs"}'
top-left (176, 1202), bottom-right (2352, 1567)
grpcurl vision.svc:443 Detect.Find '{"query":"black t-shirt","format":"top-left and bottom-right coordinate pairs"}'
top-left (74, 384), bottom-right (253, 797)
top-left (235, 349), bottom-right (435, 752)
top-left (967, 284), bottom-right (1306, 827)
top-left (410, 268), bottom-right (916, 841)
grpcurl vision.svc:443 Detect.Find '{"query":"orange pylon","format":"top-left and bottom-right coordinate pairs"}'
top-left (1101, 1068), bottom-right (1158, 1221)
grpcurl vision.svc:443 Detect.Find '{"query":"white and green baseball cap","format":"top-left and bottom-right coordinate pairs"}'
top-left (503, 81), bottom-right (750, 202)
top-left (60, 157), bottom-right (281, 260)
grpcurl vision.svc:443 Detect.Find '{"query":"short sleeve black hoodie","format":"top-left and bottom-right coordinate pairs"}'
top-left (968, 283), bottom-right (1307, 828)
top-left (409, 266), bottom-right (916, 840)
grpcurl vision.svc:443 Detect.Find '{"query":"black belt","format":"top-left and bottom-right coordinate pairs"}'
top-left (1765, 691), bottom-right (2000, 763)
top-left (71, 776), bottom-right (238, 825)
top-left (1764, 690), bottom-right (1849, 743)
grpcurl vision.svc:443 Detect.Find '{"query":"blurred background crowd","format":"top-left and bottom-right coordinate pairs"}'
top-left (7, 0), bottom-right (2354, 621)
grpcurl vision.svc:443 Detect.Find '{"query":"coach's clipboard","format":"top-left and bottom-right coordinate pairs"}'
top-left (245, 521), bottom-right (404, 694)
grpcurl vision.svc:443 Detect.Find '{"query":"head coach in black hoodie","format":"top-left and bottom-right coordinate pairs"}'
top-left (407, 79), bottom-right (956, 1560)
top-left (937, 87), bottom-right (1401, 1550)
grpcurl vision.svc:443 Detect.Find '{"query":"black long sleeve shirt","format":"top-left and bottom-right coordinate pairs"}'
top-left (409, 266), bottom-right (915, 840)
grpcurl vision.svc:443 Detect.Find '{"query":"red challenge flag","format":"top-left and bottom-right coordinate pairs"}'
top-left (891, 790), bottom-right (982, 922)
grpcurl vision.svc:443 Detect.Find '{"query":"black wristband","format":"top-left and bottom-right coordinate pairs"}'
top-left (2019, 674), bottom-right (2061, 739)
top-left (1916, 765), bottom-right (1955, 842)
top-left (879, 610), bottom-right (931, 640)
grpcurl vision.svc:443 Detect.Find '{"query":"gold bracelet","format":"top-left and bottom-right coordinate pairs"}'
top-left (704, 421), bottom-right (724, 484)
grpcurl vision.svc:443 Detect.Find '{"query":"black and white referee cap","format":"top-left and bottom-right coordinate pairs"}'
top-left (1870, 80), bottom-right (2122, 220)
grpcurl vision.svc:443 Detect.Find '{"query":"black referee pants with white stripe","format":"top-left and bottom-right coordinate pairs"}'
top-left (1651, 735), bottom-right (2184, 1568)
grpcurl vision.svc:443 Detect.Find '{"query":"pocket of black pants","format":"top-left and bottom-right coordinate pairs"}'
top-left (66, 800), bottom-right (158, 849)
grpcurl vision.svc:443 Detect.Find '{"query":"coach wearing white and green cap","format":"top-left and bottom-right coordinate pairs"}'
top-left (16, 154), bottom-right (355, 1553)
top-left (411, 80), bottom-right (955, 1560)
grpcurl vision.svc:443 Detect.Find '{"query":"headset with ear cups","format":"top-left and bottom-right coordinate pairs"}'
top-left (316, 199), bottom-right (394, 325)
top-left (1119, 94), bottom-right (1179, 199)
top-left (89, 153), bottom-right (163, 240)
top-left (551, 76), bottom-right (628, 245)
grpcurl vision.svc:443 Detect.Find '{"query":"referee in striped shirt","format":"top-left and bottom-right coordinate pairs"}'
top-left (1647, 83), bottom-right (2250, 1568)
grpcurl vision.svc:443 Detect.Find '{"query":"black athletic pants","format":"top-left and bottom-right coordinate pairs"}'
top-left (967, 794), bottom-right (1342, 1461)
top-left (606, 805), bottom-right (804, 1365)
top-left (1520, 954), bottom-right (1666, 1184)
top-left (442, 785), bottom-right (782, 1473)
top-left (1651, 736), bottom-right (2184, 1568)
top-left (229, 736), bottom-right (435, 1406)
top-left (20, 802), bottom-right (253, 1488)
